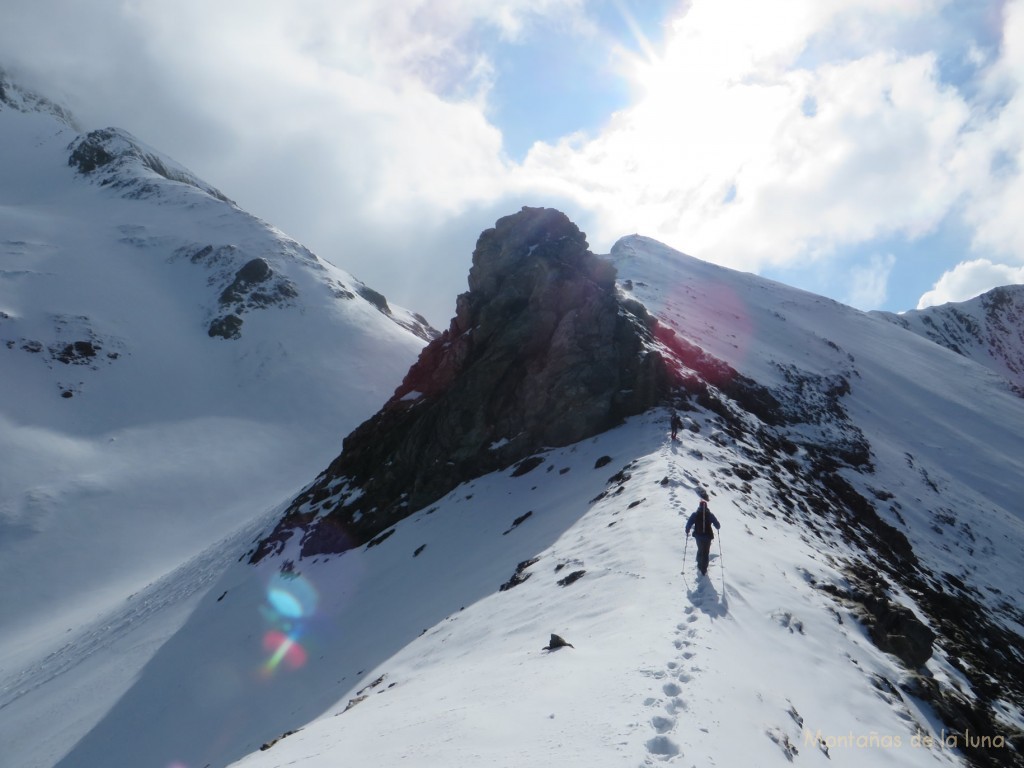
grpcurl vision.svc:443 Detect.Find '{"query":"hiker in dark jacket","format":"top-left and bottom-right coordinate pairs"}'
top-left (685, 497), bottom-right (720, 576)
top-left (670, 412), bottom-right (683, 440)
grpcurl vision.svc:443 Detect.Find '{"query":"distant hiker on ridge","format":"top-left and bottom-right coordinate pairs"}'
top-left (670, 411), bottom-right (683, 441)
top-left (685, 493), bottom-right (720, 576)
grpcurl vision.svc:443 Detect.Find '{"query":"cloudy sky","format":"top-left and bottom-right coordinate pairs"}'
top-left (4, 0), bottom-right (1023, 326)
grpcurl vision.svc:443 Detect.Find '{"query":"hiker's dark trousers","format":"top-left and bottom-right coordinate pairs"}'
top-left (694, 534), bottom-right (713, 575)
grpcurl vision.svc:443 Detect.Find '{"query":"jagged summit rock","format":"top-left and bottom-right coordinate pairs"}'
top-left (253, 206), bottom-right (672, 560)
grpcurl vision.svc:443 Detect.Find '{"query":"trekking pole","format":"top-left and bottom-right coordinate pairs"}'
top-left (682, 533), bottom-right (690, 586)
top-left (717, 533), bottom-right (725, 594)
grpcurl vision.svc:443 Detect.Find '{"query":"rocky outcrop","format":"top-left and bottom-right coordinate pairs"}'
top-left (835, 568), bottom-right (936, 668)
top-left (875, 284), bottom-right (1024, 394)
top-left (354, 282), bottom-right (436, 342)
top-left (1, 312), bottom-right (125, 385)
top-left (68, 127), bottom-right (233, 203)
top-left (207, 257), bottom-right (299, 338)
top-left (252, 207), bottom-right (672, 560)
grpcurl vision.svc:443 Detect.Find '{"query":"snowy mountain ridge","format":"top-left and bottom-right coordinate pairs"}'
top-left (43, 214), bottom-right (1024, 768)
top-left (874, 286), bottom-right (1024, 394)
top-left (67, 125), bottom-right (234, 204)
top-left (0, 74), bottom-right (1022, 768)
top-left (0, 70), bottom-right (431, 692)
top-left (0, 68), bottom-right (78, 128)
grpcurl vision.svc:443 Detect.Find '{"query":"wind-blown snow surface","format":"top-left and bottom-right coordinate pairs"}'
top-left (32, 235), bottom-right (1023, 767)
top-left (0, 78), bottom-right (429, 764)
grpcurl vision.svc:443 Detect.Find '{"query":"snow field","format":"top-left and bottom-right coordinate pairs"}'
top-left (0, 97), bottom-right (428, 767)
top-left (0, 107), bottom-right (425, 621)
top-left (223, 411), bottom-right (963, 768)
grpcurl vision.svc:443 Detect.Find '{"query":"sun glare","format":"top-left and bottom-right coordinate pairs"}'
top-left (259, 569), bottom-right (319, 677)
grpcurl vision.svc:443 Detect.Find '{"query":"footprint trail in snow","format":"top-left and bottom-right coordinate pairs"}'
top-left (635, 445), bottom-right (726, 765)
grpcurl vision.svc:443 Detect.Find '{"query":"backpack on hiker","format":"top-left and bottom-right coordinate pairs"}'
top-left (691, 500), bottom-right (715, 537)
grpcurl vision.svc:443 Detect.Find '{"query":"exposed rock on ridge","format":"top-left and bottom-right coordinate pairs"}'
top-left (253, 207), bottom-right (671, 560)
top-left (68, 127), bottom-right (233, 203)
top-left (875, 285), bottom-right (1024, 394)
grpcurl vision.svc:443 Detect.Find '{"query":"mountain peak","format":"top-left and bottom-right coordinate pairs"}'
top-left (875, 284), bottom-right (1024, 394)
top-left (67, 126), bottom-right (233, 204)
top-left (253, 207), bottom-right (673, 560)
top-left (0, 68), bottom-right (79, 129)
top-left (463, 205), bottom-right (598, 298)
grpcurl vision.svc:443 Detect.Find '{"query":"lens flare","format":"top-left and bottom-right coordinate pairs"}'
top-left (262, 629), bottom-right (308, 674)
top-left (267, 587), bottom-right (303, 619)
top-left (267, 572), bottom-right (318, 618)
top-left (259, 570), bottom-right (318, 676)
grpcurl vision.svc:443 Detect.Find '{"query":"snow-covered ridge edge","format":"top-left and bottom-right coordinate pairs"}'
top-left (874, 285), bottom-right (1024, 395)
top-left (0, 67), bottom-right (78, 128)
top-left (60, 123), bottom-right (436, 342)
top-left (234, 403), bottom-right (1019, 768)
top-left (67, 125), bottom-right (234, 204)
top-left (246, 215), bottom-right (1023, 765)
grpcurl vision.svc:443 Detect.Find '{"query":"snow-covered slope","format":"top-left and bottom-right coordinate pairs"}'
top-left (223, 415), bottom-right (982, 768)
top-left (0, 72), bottom-right (431, 748)
top-left (873, 286), bottom-right (1024, 394)
top-left (612, 234), bottom-right (1023, 545)
top-left (60, 414), bottom-right (973, 768)
top-left (25, 229), bottom-right (1022, 768)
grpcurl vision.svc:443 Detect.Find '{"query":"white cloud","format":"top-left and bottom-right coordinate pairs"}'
top-left (917, 258), bottom-right (1024, 308)
top-left (3, 0), bottom-right (1022, 325)
top-left (845, 253), bottom-right (896, 309)
top-left (518, 0), bottom-right (977, 271)
top-left (959, 0), bottom-right (1024, 260)
top-left (0, 0), bottom-right (590, 325)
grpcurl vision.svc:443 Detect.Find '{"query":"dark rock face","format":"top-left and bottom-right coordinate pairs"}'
top-left (206, 257), bottom-right (298, 340)
top-left (872, 605), bottom-right (935, 669)
top-left (208, 314), bottom-right (244, 340)
top-left (219, 258), bottom-right (273, 304)
top-left (68, 128), bottom-right (233, 203)
top-left (67, 135), bottom-right (116, 174)
top-left (355, 283), bottom-right (391, 315)
top-left (252, 207), bottom-right (671, 560)
top-left (218, 257), bottom-right (298, 309)
top-left (839, 569), bottom-right (936, 668)
top-left (52, 340), bottom-right (99, 365)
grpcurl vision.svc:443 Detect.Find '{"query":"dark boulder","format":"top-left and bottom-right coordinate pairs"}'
top-left (208, 314), bottom-right (243, 340)
top-left (865, 600), bottom-right (936, 669)
top-left (220, 258), bottom-right (274, 305)
top-left (839, 568), bottom-right (935, 669)
top-left (543, 634), bottom-right (574, 651)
